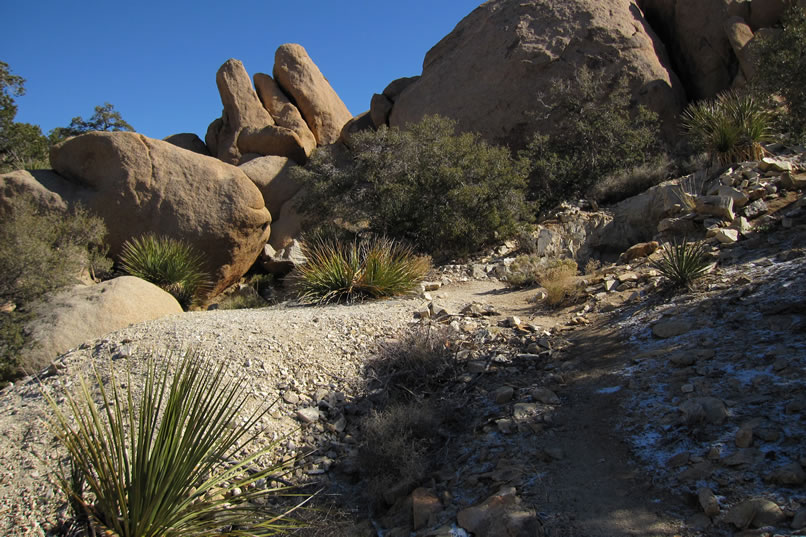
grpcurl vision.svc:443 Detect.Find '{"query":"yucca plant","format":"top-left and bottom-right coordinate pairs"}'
top-left (43, 350), bottom-right (306, 537)
top-left (119, 234), bottom-right (210, 309)
top-left (651, 238), bottom-right (713, 289)
top-left (293, 235), bottom-right (430, 304)
top-left (681, 91), bottom-right (771, 166)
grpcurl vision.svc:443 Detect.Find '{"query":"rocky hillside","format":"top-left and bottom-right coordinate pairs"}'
top-left (363, 0), bottom-right (788, 149)
top-left (1, 148), bottom-right (805, 535)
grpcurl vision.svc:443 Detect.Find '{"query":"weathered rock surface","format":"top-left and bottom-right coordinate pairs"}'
top-left (388, 0), bottom-right (685, 148)
top-left (238, 155), bottom-right (300, 218)
top-left (0, 169), bottom-right (80, 213)
top-left (48, 131), bottom-right (271, 296)
top-left (273, 44), bottom-right (352, 146)
top-left (163, 133), bottom-right (210, 156)
top-left (207, 59), bottom-right (276, 164)
top-left (23, 276), bottom-right (182, 372)
top-left (254, 73), bottom-right (317, 160)
top-left (638, 0), bottom-right (736, 99)
top-left (267, 191), bottom-right (304, 250)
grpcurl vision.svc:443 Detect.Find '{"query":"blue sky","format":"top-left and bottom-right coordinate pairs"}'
top-left (3, 1), bottom-right (482, 140)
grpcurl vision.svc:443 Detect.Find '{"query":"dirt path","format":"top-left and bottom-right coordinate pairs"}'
top-left (414, 280), bottom-right (693, 536)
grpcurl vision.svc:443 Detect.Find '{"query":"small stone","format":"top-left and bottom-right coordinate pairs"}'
top-left (766, 462), bottom-right (806, 486)
top-left (531, 387), bottom-right (561, 405)
top-left (604, 279), bottom-right (618, 292)
top-left (717, 185), bottom-right (750, 207)
top-left (617, 271), bottom-right (638, 283)
top-left (652, 318), bottom-right (693, 339)
top-left (792, 507), bottom-right (806, 530)
top-left (695, 195), bottom-right (735, 221)
top-left (679, 397), bottom-right (728, 424)
top-left (698, 487), bottom-right (720, 517)
top-left (494, 386), bottom-right (515, 404)
top-left (513, 403), bottom-right (539, 419)
top-left (421, 281), bottom-right (442, 292)
top-left (722, 448), bottom-right (757, 467)
top-left (667, 451), bottom-right (690, 468)
top-left (545, 447), bottom-right (565, 460)
top-left (735, 426), bottom-right (753, 448)
top-left (669, 352), bottom-right (696, 366)
top-left (707, 228), bottom-right (739, 244)
top-left (725, 498), bottom-right (784, 529)
top-left (282, 391), bottom-right (299, 405)
top-left (296, 407), bottom-right (320, 424)
top-left (467, 361), bottom-right (487, 374)
top-left (742, 199), bottom-right (769, 219)
top-left (686, 513), bottom-right (712, 530)
top-left (681, 384), bottom-right (695, 393)
top-left (496, 418), bottom-right (514, 434)
top-left (411, 487), bottom-right (441, 531)
top-left (759, 157), bottom-right (794, 172)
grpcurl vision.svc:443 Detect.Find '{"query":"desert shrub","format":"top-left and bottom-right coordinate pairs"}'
top-left (522, 68), bottom-right (664, 212)
top-left (508, 255), bottom-right (581, 306)
top-left (368, 326), bottom-right (455, 400)
top-left (0, 195), bottom-right (110, 384)
top-left (586, 155), bottom-right (672, 206)
top-left (119, 234), bottom-right (210, 309)
top-left (292, 235), bottom-right (430, 305)
top-left (681, 91), bottom-right (771, 165)
top-left (651, 238), bottom-right (712, 289)
top-left (358, 400), bottom-right (441, 505)
top-left (43, 350), bottom-right (303, 537)
top-left (753, 5), bottom-right (806, 142)
top-left (294, 115), bottom-right (531, 259)
top-left (218, 273), bottom-right (275, 310)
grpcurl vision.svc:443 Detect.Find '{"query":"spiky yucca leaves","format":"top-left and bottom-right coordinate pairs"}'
top-left (682, 91), bottom-right (771, 166)
top-left (293, 236), bottom-right (430, 304)
top-left (43, 351), bottom-right (305, 537)
top-left (119, 234), bottom-right (210, 309)
top-left (651, 238), bottom-right (713, 289)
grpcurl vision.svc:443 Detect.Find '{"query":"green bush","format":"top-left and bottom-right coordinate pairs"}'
top-left (754, 5), bottom-right (806, 142)
top-left (522, 68), bottom-right (664, 212)
top-left (681, 91), bottom-right (771, 165)
top-left (43, 350), bottom-right (303, 537)
top-left (119, 234), bottom-right (210, 309)
top-left (294, 115), bottom-right (531, 259)
top-left (292, 235), bottom-right (430, 305)
top-left (651, 238), bottom-right (712, 289)
top-left (0, 195), bottom-right (110, 384)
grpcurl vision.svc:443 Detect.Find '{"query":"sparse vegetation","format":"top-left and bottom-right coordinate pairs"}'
top-left (118, 234), bottom-right (210, 309)
top-left (681, 91), bottom-right (771, 166)
top-left (754, 5), bottom-right (806, 142)
top-left (0, 195), bottom-right (110, 384)
top-left (522, 68), bottom-right (664, 212)
top-left (651, 238), bottom-right (712, 289)
top-left (507, 255), bottom-right (581, 307)
top-left (292, 235), bottom-right (429, 305)
top-left (294, 115), bottom-right (531, 259)
top-left (368, 326), bottom-right (455, 399)
top-left (43, 350), bottom-right (303, 537)
top-left (586, 156), bottom-right (672, 206)
top-left (358, 400), bottom-right (441, 505)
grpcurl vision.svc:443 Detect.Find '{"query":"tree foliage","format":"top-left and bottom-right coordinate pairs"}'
top-left (0, 61), bottom-right (49, 172)
top-left (49, 102), bottom-right (134, 143)
top-left (521, 68), bottom-right (664, 211)
top-left (754, 5), bottom-right (806, 142)
top-left (294, 115), bottom-right (531, 259)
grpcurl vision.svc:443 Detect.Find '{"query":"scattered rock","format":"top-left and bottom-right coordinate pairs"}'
top-left (652, 318), bottom-right (693, 339)
top-left (698, 487), bottom-right (720, 517)
top-left (411, 488), bottom-right (441, 531)
top-left (456, 487), bottom-right (544, 537)
top-left (695, 195), bottom-right (735, 221)
top-left (531, 387), bottom-right (560, 405)
top-left (724, 498), bottom-right (784, 529)
top-left (679, 397), bottom-right (728, 425)
top-left (766, 462), bottom-right (806, 486)
top-left (296, 407), bottom-right (320, 424)
top-left (619, 241), bottom-right (659, 263)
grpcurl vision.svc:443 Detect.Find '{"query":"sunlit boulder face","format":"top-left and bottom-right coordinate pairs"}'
top-left (43, 131), bottom-right (271, 297)
top-left (387, 0), bottom-right (686, 148)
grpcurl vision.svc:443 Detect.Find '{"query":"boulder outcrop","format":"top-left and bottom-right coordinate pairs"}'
top-left (206, 59), bottom-right (276, 164)
top-left (238, 155), bottom-right (301, 219)
top-left (23, 276), bottom-right (182, 372)
top-left (273, 43), bottom-right (352, 145)
top-left (163, 133), bottom-right (211, 156)
top-left (387, 0), bottom-right (685, 148)
top-left (40, 131), bottom-right (271, 297)
top-left (254, 73), bottom-right (317, 159)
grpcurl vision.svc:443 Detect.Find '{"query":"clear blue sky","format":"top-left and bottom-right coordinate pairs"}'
top-left (3, 1), bottom-right (482, 141)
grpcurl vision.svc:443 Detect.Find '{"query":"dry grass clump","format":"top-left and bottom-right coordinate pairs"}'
top-left (368, 325), bottom-right (455, 399)
top-left (292, 235), bottom-right (430, 305)
top-left (358, 400), bottom-right (441, 505)
top-left (508, 255), bottom-right (582, 307)
top-left (586, 156), bottom-right (671, 206)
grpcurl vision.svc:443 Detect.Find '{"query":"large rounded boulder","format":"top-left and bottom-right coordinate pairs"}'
top-left (388, 0), bottom-right (686, 148)
top-left (48, 131), bottom-right (271, 297)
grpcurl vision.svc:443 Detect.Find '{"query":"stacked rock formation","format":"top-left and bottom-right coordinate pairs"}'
top-left (206, 44), bottom-right (352, 165)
